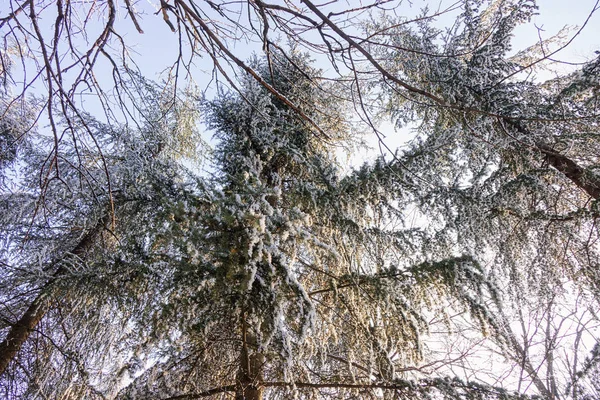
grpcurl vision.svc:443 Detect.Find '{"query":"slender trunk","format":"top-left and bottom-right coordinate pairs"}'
top-left (545, 301), bottom-right (559, 400)
top-left (236, 314), bottom-right (264, 400)
top-left (0, 212), bottom-right (109, 376)
top-left (509, 332), bottom-right (554, 398)
top-left (491, 302), bottom-right (554, 399)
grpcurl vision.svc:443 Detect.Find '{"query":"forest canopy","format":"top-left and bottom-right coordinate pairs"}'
top-left (1, 0), bottom-right (600, 399)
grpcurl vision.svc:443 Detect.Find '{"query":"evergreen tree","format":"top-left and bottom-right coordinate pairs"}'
top-left (1, 1), bottom-right (599, 396)
top-left (363, 1), bottom-right (600, 397)
top-left (114, 56), bottom-right (527, 399)
top-left (1, 53), bottom-right (532, 399)
top-left (0, 71), bottom-right (209, 397)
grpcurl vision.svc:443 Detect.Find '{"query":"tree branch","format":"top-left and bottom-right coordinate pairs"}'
top-left (0, 209), bottom-right (111, 376)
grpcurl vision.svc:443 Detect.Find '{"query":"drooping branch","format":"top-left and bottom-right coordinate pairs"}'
top-left (162, 385), bottom-right (237, 399)
top-left (0, 210), bottom-right (111, 376)
top-left (163, 378), bottom-right (534, 400)
top-left (167, 0), bottom-right (330, 139)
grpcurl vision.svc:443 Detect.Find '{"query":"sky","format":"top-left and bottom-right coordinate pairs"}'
top-left (3, 0), bottom-right (599, 169)
top-left (122, 1), bottom-right (600, 80)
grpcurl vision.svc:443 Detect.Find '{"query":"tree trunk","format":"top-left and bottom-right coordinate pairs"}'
top-left (507, 121), bottom-right (600, 200)
top-left (0, 290), bottom-right (49, 376)
top-left (535, 141), bottom-right (600, 200)
top-left (235, 383), bottom-right (263, 400)
top-left (0, 212), bottom-right (109, 376)
top-left (236, 316), bottom-right (264, 400)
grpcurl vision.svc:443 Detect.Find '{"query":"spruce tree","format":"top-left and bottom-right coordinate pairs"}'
top-left (115, 55), bottom-right (527, 400)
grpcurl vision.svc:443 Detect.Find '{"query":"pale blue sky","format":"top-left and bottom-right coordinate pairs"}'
top-left (4, 0), bottom-right (598, 168)
top-left (116, 1), bottom-right (599, 92)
